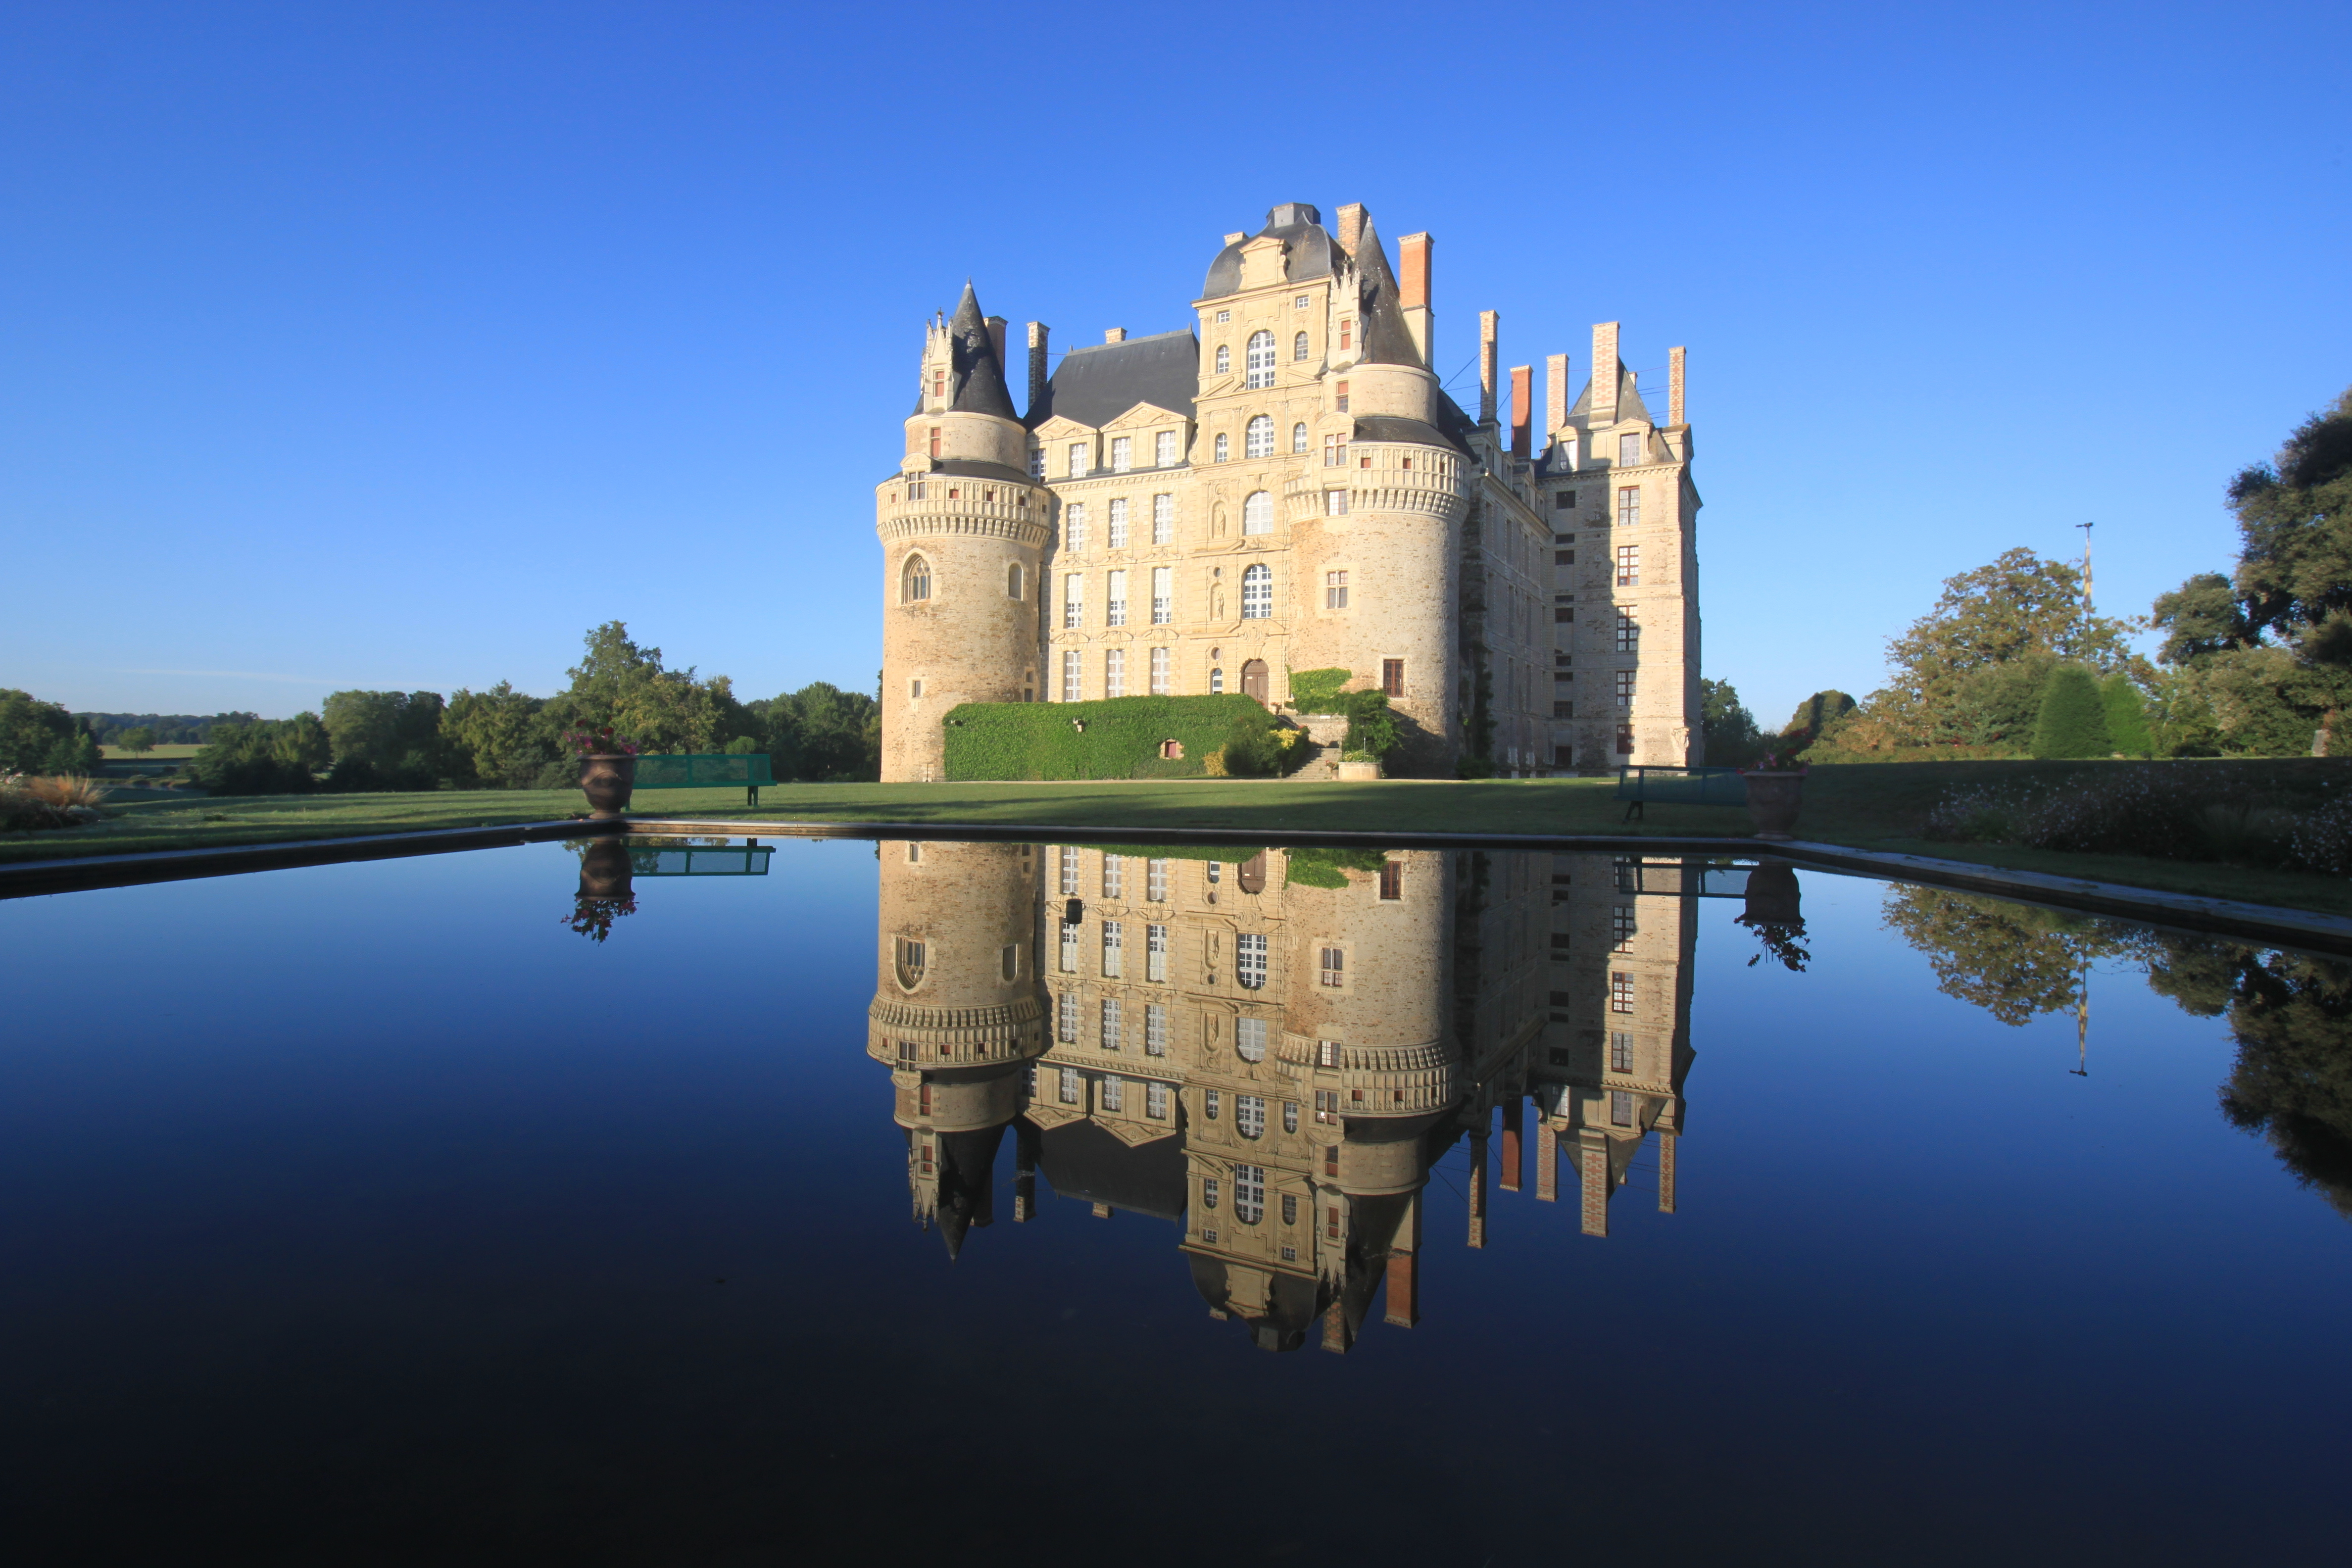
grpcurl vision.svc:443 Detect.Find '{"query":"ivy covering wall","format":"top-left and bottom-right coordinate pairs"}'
top-left (941, 694), bottom-right (1285, 780)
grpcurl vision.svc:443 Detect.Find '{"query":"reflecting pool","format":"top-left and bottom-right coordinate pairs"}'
top-left (3, 837), bottom-right (2348, 1564)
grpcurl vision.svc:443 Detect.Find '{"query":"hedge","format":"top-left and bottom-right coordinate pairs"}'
top-left (942, 694), bottom-right (1283, 780)
top-left (1284, 847), bottom-right (1389, 888)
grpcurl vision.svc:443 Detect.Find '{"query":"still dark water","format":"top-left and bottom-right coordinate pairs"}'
top-left (3, 837), bottom-right (2347, 1566)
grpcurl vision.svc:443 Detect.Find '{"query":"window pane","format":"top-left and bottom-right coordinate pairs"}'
top-left (1241, 563), bottom-right (1272, 618)
top-left (1232, 1163), bottom-right (1265, 1223)
top-left (1246, 415), bottom-right (1273, 458)
top-left (1236, 1017), bottom-right (1267, 1062)
top-left (1107, 497), bottom-right (1128, 548)
top-left (1236, 932), bottom-right (1268, 989)
top-left (1242, 492), bottom-right (1272, 536)
top-left (1152, 492), bottom-right (1174, 544)
top-left (1237, 1095), bottom-right (1266, 1139)
top-left (1245, 331), bottom-right (1275, 389)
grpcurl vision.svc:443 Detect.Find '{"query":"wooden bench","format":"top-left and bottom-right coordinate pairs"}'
top-left (632, 753), bottom-right (776, 808)
top-left (1615, 765), bottom-right (1745, 822)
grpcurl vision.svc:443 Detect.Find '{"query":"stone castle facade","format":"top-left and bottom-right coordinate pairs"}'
top-left (875, 202), bottom-right (1704, 782)
top-left (867, 839), bottom-right (1700, 1349)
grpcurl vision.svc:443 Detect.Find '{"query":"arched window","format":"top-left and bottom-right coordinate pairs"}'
top-left (1291, 422), bottom-right (1308, 454)
top-left (894, 935), bottom-right (926, 990)
top-left (1214, 343), bottom-right (1231, 375)
top-left (1245, 331), bottom-right (1275, 389)
top-left (902, 554), bottom-right (932, 603)
top-left (1293, 331), bottom-right (1309, 361)
top-left (1246, 415), bottom-right (1273, 458)
top-left (1214, 433), bottom-right (1229, 462)
top-left (1232, 1165), bottom-right (1264, 1225)
top-left (1209, 666), bottom-right (1225, 693)
top-left (1236, 1017), bottom-right (1267, 1062)
top-left (1242, 491), bottom-right (1272, 536)
top-left (1006, 562), bottom-right (1023, 599)
top-left (1236, 1095), bottom-right (1266, 1139)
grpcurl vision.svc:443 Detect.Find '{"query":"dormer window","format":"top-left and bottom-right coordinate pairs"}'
top-left (1339, 320), bottom-right (1353, 350)
top-left (1619, 432), bottom-right (1642, 467)
top-left (1294, 294), bottom-right (1310, 309)
top-left (1068, 442), bottom-right (1087, 478)
top-left (1559, 437), bottom-right (1578, 471)
top-left (1029, 444), bottom-right (1044, 478)
top-left (1215, 309), bottom-right (1230, 324)
top-left (1215, 344), bottom-right (1231, 375)
top-left (932, 371), bottom-right (944, 398)
top-left (1246, 331), bottom-right (1275, 389)
top-left (1111, 436), bottom-right (1131, 473)
top-left (1155, 430), bottom-right (1176, 466)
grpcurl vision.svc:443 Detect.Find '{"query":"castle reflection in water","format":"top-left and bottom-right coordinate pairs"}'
top-left (869, 841), bottom-right (1701, 1352)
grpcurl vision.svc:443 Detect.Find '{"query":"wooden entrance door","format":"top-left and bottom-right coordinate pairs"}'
top-left (1241, 659), bottom-right (1269, 702)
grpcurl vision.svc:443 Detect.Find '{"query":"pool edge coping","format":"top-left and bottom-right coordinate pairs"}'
top-left (5, 814), bottom-right (2348, 957)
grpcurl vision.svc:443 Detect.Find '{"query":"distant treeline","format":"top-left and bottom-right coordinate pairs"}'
top-left (74, 712), bottom-right (259, 745)
top-left (178, 621), bottom-right (882, 795)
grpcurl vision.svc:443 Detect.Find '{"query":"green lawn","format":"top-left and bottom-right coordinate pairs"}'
top-left (9, 760), bottom-right (2352, 916)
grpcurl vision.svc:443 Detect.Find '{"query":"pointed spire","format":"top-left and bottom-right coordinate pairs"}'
top-left (1349, 214), bottom-right (1427, 370)
top-left (946, 282), bottom-right (1018, 420)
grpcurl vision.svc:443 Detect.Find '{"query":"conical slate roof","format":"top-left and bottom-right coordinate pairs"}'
top-left (941, 281), bottom-right (1017, 422)
top-left (1348, 215), bottom-right (1426, 372)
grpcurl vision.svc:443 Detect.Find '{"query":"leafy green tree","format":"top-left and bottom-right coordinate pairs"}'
top-left (2227, 386), bottom-right (2352, 639)
top-left (1700, 678), bottom-right (1762, 765)
top-left (116, 727), bottom-right (156, 756)
top-left (746, 681), bottom-right (881, 781)
top-left (0, 689), bottom-right (102, 775)
top-left (441, 682), bottom-right (553, 787)
top-left (1882, 886), bottom-right (2140, 1027)
top-left (186, 715), bottom-right (330, 794)
top-left (1850, 549), bottom-right (2142, 750)
top-left (2099, 673), bottom-right (2152, 756)
top-left (1341, 688), bottom-right (1398, 763)
top-left (2031, 664), bottom-right (2113, 758)
top-left (321, 689), bottom-right (448, 790)
top-left (1780, 690), bottom-right (1856, 753)
top-left (2150, 572), bottom-right (2254, 664)
top-left (547, 621), bottom-right (751, 753)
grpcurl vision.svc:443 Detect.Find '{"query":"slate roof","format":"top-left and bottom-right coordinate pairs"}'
top-left (1035, 1118), bottom-right (1186, 1221)
top-left (1562, 361), bottom-right (1652, 428)
top-left (1200, 202), bottom-right (1338, 301)
top-left (1026, 329), bottom-right (1198, 431)
top-left (930, 1124), bottom-right (1005, 1260)
top-left (1353, 414), bottom-right (1471, 457)
top-left (1347, 215), bottom-right (1427, 372)
top-left (912, 281), bottom-right (1018, 422)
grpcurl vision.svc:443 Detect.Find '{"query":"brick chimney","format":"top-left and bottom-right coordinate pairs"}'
top-left (1477, 310), bottom-right (1499, 424)
top-left (1499, 1092), bottom-right (1522, 1192)
top-left (1668, 344), bottom-right (1687, 427)
top-left (1398, 232), bottom-right (1433, 368)
top-left (1335, 202), bottom-right (1367, 257)
top-left (1026, 322), bottom-right (1050, 416)
top-left (1510, 364), bottom-right (1531, 458)
top-left (1546, 353), bottom-right (1569, 436)
top-left (1103, 327), bottom-right (1125, 343)
top-left (1591, 322), bottom-right (1620, 427)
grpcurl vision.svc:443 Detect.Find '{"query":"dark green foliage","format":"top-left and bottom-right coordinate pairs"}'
top-left (1780, 690), bottom-right (1857, 754)
top-left (441, 682), bottom-right (554, 788)
top-left (322, 689), bottom-right (449, 790)
top-left (2031, 665), bottom-right (2113, 759)
top-left (748, 681), bottom-right (881, 782)
top-left (1283, 847), bottom-right (1388, 888)
top-left (941, 695), bottom-right (1277, 780)
top-left (0, 689), bottom-right (102, 774)
top-left (2227, 387), bottom-right (2352, 640)
top-left (1465, 657), bottom-right (1494, 767)
top-left (115, 727), bottom-right (156, 755)
top-left (73, 712), bottom-right (257, 745)
top-left (545, 621), bottom-right (752, 754)
top-left (1287, 668), bottom-right (1353, 713)
top-left (2152, 572), bottom-right (2254, 664)
top-left (1700, 679), bottom-right (1763, 765)
top-left (2100, 673), bottom-right (2152, 756)
top-left (186, 715), bottom-right (331, 794)
top-left (1217, 711), bottom-right (1286, 776)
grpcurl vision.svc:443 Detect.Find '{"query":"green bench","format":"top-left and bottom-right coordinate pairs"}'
top-left (1615, 765), bottom-right (1745, 822)
top-left (632, 753), bottom-right (776, 808)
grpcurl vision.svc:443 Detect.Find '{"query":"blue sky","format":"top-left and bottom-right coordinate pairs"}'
top-left (3, 0), bottom-right (2346, 726)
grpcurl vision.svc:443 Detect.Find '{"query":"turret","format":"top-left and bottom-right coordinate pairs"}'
top-left (878, 283), bottom-right (1051, 782)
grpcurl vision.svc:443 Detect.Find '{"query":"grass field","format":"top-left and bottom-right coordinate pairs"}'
top-left (8, 760), bottom-right (2352, 915)
top-left (97, 743), bottom-right (203, 760)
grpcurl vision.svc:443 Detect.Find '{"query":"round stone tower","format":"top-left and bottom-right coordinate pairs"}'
top-left (877, 283), bottom-right (1049, 783)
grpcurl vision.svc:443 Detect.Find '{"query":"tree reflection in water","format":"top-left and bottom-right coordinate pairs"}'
top-left (1885, 885), bottom-right (2352, 1217)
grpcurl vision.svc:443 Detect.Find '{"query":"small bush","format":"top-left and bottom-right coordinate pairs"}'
top-left (1287, 668), bottom-right (1353, 714)
top-left (0, 774), bottom-right (111, 832)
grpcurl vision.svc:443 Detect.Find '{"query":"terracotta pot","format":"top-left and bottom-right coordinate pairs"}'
top-left (1337, 760), bottom-right (1383, 782)
top-left (579, 754), bottom-right (637, 820)
top-left (1743, 861), bottom-right (1802, 926)
top-left (1742, 771), bottom-right (1805, 840)
top-left (578, 836), bottom-right (635, 899)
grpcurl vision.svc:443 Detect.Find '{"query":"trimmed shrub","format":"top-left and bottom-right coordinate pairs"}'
top-left (186, 716), bottom-right (330, 795)
top-left (2031, 665), bottom-right (2113, 759)
top-left (2101, 674), bottom-right (2153, 756)
top-left (942, 695), bottom-right (1280, 781)
top-left (1287, 668), bottom-right (1353, 714)
top-left (1284, 847), bottom-right (1388, 888)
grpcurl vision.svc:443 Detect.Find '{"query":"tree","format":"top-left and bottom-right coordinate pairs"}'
top-left (1699, 679), bottom-right (1762, 766)
top-left (321, 689), bottom-right (448, 790)
top-left (186, 715), bottom-right (330, 795)
top-left (549, 621), bottom-right (750, 753)
top-left (2151, 572), bottom-right (2254, 664)
top-left (2031, 664), bottom-right (2113, 758)
top-left (749, 681), bottom-right (881, 781)
top-left (2228, 386), bottom-right (2352, 640)
top-left (2099, 673), bottom-right (2152, 756)
top-left (441, 682), bottom-right (553, 787)
top-left (1780, 690), bottom-right (1856, 753)
top-left (0, 689), bottom-right (102, 775)
top-left (1856, 548), bottom-right (2143, 750)
top-left (117, 727), bottom-right (156, 756)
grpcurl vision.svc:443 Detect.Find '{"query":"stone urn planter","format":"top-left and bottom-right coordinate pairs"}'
top-left (1337, 759), bottom-right (1383, 782)
top-left (578, 754), bottom-right (637, 820)
top-left (1742, 770), bottom-right (1806, 840)
top-left (1742, 861), bottom-right (1802, 926)
top-left (577, 836), bottom-right (636, 899)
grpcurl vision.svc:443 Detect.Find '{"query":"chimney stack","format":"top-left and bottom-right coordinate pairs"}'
top-left (985, 316), bottom-right (1007, 380)
top-left (1668, 345), bottom-right (1687, 427)
top-left (1510, 365), bottom-right (1531, 458)
top-left (1499, 1093), bottom-right (1523, 1192)
top-left (1103, 327), bottom-right (1126, 343)
top-left (1398, 232), bottom-right (1434, 368)
top-left (1546, 353), bottom-right (1569, 437)
top-left (1477, 311), bottom-right (1499, 425)
top-left (1467, 1131), bottom-right (1489, 1250)
top-left (1224, 231), bottom-right (1246, 245)
top-left (1591, 322), bottom-right (1620, 427)
top-left (1336, 202), bottom-right (1367, 257)
top-left (1026, 322), bottom-right (1050, 415)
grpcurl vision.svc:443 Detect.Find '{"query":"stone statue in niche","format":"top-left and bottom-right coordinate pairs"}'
top-left (1212, 501), bottom-right (1226, 538)
top-left (1210, 584), bottom-right (1225, 620)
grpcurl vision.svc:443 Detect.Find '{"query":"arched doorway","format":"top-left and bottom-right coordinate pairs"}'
top-left (1240, 659), bottom-right (1269, 702)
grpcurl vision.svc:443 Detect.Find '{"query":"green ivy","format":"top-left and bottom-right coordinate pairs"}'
top-left (1287, 667), bottom-right (1353, 714)
top-left (941, 694), bottom-right (1280, 780)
